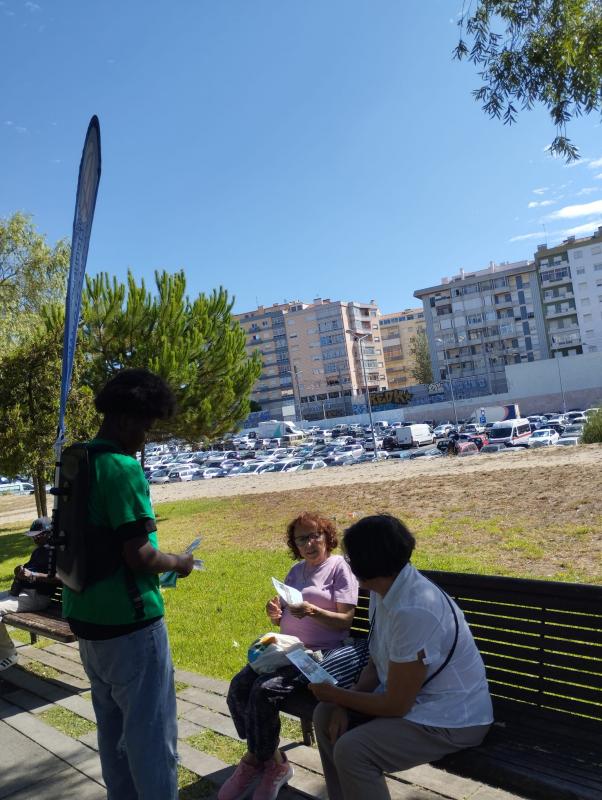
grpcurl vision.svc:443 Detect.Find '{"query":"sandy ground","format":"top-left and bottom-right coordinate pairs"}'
top-left (2, 444), bottom-right (600, 525)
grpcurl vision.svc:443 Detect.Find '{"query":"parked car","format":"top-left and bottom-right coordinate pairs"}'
top-left (297, 459), bottom-right (327, 471)
top-left (149, 469), bottom-right (171, 484)
top-left (433, 424), bottom-right (454, 438)
top-left (479, 443), bottom-right (507, 454)
top-left (458, 433), bottom-right (489, 450)
top-left (455, 441), bottom-right (479, 457)
top-left (168, 467), bottom-right (196, 481)
top-left (554, 437), bottom-right (580, 447)
top-left (527, 429), bottom-right (559, 447)
top-left (560, 424), bottom-right (585, 440)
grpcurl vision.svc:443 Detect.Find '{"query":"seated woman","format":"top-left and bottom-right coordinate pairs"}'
top-left (309, 514), bottom-right (493, 800)
top-left (219, 512), bottom-right (359, 800)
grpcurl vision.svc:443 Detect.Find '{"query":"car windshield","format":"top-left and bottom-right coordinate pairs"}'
top-left (532, 430), bottom-right (549, 437)
top-left (556, 438), bottom-right (577, 445)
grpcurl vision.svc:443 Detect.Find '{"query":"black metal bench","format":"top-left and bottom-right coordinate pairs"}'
top-left (282, 570), bottom-right (602, 800)
top-left (3, 584), bottom-right (76, 644)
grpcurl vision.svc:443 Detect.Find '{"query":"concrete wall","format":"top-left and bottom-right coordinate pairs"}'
top-left (294, 353), bottom-right (602, 429)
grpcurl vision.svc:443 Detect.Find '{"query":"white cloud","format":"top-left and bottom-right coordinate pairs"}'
top-left (4, 120), bottom-right (13, 126)
top-left (595, 173), bottom-right (602, 180)
top-left (509, 232), bottom-right (545, 243)
top-left (528, 200), bottom-right (555, 209)
top-left (576, 187), bottom-right (599, 196)
top-left (549, 199), bottom-right (602, 220)
top-left (532, 187), bottom-right (549, 195)
top-left (561, 221), bottom-right (602, 237)
top-left (588, 157), bottom-right (602, 169)
top-left (25, 2), bottom-right (41, 11)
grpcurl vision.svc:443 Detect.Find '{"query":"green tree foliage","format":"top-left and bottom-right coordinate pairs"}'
top-left (409, 328), bottom-right (434, 384)
top-left (76, 270), bottom-right (262, 442)
top-left (581, 408), bottom-right (602, 443)
top-left (0, 213), bottom-right (69, 349)
top-left (0, 328), bottom-right (98, 515)
top-left (454, 0), bottom-right (602, 161)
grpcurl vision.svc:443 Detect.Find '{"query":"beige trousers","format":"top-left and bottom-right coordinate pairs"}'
top-left (0, 589), bottom-right (51, 659)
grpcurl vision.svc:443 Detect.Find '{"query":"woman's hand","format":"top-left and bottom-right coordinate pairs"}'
top-left (288, 601), bottom-right (318, 619)
top-left (328, 706), bottom-right (349, 744)
top-left (266, 596), bottom-right (282, 623)
top-left (308, 682), bottom-right (340, 703)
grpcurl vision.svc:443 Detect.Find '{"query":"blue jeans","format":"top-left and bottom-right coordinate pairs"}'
top-left (79, 618), bottom-right (178, 800)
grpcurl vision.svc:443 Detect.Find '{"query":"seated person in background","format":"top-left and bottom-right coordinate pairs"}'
top-left (219, 511), bottom-right (360, 800)
top-left (309, 514), bottom-right (493, 800)
top-left (0, 517), bottom-right (59, 670)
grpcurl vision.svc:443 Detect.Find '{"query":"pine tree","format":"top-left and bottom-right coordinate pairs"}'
top-left (78, 270), bottom-right (262, 443)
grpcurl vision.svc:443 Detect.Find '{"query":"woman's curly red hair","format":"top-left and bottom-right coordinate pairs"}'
top-left (286, 512), bottom-right (338, 560)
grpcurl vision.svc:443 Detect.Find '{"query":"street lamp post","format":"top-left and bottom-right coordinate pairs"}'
top-left (435, 337), bottom-right (458, 428)
top-left (292, 365), bottom-right (304, 425)
top-left (346, 330), bottom-right (379, 456)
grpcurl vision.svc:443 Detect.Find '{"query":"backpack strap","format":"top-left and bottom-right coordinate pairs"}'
top-left (421, 579), bottom-right (459, 687)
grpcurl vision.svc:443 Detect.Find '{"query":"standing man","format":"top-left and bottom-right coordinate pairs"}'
top-left (0, 517), bottom-right (59, 670)
top-left (63, 368), bottom-right (193, 800)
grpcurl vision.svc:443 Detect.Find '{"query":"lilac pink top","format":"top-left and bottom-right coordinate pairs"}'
top-left (279, 555), bottom-right (358, 650)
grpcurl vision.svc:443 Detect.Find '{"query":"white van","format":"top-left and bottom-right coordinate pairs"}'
top-left (395, 424), bottom-right (434, 449)
top-left (0, 481), bottom-right (35, 495)
top-left (488, 418), bottom-right (532, 446)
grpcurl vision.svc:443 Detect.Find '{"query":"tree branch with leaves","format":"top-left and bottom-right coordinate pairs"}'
top-left (454, 0), bottom-right (602, 161)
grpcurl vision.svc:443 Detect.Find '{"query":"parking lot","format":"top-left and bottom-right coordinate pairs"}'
top-left (141, 408), bottom-right (597, 488)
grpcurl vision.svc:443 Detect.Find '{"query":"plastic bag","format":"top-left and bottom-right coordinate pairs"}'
top-left (247, 632), bottom-right (306, 674)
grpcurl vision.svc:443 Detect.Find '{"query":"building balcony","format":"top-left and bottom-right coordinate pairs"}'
top-left (540, 267), bottom-right (571, 285)
top-left (550, 333), bottom-right (581, 349)
top-left (545, 306), bottom-right (576, 320)
top-left (543, 289), bottom-right (574, 303)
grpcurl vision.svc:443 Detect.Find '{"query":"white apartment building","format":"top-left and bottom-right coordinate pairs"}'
top-left (534, 226), bottom-right (602, 356)
top-left (415, 260), bottom-right (548, 395)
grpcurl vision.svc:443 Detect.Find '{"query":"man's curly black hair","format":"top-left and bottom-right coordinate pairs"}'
top-left (94, 368), bottom-right (176, 420)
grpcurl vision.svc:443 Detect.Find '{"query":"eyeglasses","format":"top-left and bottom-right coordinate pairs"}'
top-left (294, 532), bottom-right (325, 548)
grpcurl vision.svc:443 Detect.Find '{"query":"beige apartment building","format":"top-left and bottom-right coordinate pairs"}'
top-left (378, 308), bottom-right (426, 388)
top-left (236, 297), bottom-right (387, 421)
top-left (234, 301), bottom-right (301, 419)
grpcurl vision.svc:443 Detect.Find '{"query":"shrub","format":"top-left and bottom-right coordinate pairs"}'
top-left (581, 410), bottom-right (602, 444)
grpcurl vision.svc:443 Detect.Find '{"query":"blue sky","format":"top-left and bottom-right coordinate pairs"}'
top-left (1, 0), bottom-right (601, 315)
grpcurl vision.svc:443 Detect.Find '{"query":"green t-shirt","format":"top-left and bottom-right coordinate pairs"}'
top-left (63, 439), bottom-right (165, 626)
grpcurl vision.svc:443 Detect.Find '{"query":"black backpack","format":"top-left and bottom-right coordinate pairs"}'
top-left (52, 442), bottom-right (125, 593)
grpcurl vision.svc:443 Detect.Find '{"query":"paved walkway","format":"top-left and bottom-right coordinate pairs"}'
top-left (0, 641), bottom-right (525, 800)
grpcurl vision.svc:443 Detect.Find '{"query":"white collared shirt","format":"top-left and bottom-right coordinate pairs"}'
top-left (369, 564), bottom-right (493, 727)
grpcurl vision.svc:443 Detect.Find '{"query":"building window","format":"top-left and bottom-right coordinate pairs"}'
top-left (576, 267), bottom-right (585, 275)
top-left (573, 250), bottom-right (583, 259)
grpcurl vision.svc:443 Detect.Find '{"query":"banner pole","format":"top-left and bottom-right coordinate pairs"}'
top-left (50, 117), bottom-right (102, 565)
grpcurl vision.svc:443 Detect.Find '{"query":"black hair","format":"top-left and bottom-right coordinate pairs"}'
top-left (94, 368), bottom-right (176, 420)
top-left (343, 514), bottom-right (416, 580)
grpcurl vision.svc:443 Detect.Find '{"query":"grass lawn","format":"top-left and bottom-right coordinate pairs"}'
top-left (1, 482), bottom-right (601, 681)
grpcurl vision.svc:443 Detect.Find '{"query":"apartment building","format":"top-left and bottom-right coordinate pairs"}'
top-left (415, 260), bottom-right (548, 395)
top-left (534, 226), bottom-right (602, 356)
top-left (234, 301), bottom-right (303, 418)
top-left (236, 298), bottom-right (386, 420)
top-left (378, 308), bottom-right (426, 388)
top-left (284, 298), bottom-right (386, 420)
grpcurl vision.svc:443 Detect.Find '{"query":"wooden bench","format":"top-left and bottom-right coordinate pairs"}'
top-left (3, 584), bottom-right (76, 644)
top-left (282, 570), bottom-right (602, 800)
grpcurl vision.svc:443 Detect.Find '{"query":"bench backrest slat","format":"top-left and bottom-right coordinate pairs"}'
top-left (421, 570), bottom-right (602, 734)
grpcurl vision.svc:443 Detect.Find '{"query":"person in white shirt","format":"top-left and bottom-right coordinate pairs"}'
top-left (309, 514), bottom-right (493, 800)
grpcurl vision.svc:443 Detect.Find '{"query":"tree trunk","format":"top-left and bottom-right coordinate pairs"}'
top-left (140, 445), bottom-right (146, 471)
top-left (32, 473), bottom-right (43, 517)
top-left (37, 469), bottom-right (48, 516)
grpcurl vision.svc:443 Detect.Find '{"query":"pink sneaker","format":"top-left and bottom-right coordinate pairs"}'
top-left (218, 758), bottom-right (263, 800)
top-left (252, 755), bottom-right (294, 800)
